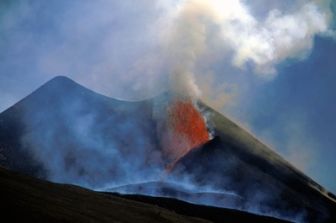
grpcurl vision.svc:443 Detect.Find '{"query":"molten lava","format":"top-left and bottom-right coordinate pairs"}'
top-left (169, 100), bottom-right (209, 149)
top-left (161, 99), bottom-right (210, 171)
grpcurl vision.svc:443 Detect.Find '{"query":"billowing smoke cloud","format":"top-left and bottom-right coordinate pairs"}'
top-left (163, 0), bottom-right (334, 99)
top-left (0, 0), bottom-right (334, 111)
top-left (0, 0), bottom-right (335, 221)
top-left (159, 1), bottom-right (335, 197)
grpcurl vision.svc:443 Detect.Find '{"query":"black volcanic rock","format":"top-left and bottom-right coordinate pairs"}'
top-left (0, 167), bottom-right (209, 223)
top-left (0, 76), bottom-right (335, 222)
top-left (0, 166), bottom-right (296, 223)
top-left (115, 193), bottom-right (293, 223)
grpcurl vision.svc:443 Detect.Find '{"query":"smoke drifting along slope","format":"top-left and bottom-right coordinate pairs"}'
top-left (0, 76), bottom-right (212, 187)
top-left (0, 76), bottom-right (163, 187)
top-left (0, 0), bottom-right (335, 221)
top-left (1, 1), bottom-right (335, 186)
top-left (1, 76), bottom-right (335, 222)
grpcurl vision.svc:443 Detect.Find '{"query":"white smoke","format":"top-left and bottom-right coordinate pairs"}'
top-left (162, 0), bottom-right (334, 98)
top-left (0, 0), bottom-right (334, 110)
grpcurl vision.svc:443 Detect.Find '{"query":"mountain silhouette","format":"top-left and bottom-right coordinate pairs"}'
top-left (0, 76), bottom-right (335, 222)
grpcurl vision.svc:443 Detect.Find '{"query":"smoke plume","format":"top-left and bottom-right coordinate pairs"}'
top-left (163, 0), bottom-right (334, 99)
top-left (0, 1), bottom-right (335, 221)
top-left (0, 0), bottom-right (334, 110)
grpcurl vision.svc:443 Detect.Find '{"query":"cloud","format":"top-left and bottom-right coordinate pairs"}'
top-left (168, 0), bottom-right (333, 77)
top-left (1, 0), bottom-right (334, 111)
top-left (0, 0), bottom-right (170, 111)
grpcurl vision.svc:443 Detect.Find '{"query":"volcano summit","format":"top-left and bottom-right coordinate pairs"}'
top-left (0, 76), bottom-right (335, 222)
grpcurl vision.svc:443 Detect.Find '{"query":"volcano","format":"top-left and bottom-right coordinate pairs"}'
top-left (0, 76), bottom-right (335, 222)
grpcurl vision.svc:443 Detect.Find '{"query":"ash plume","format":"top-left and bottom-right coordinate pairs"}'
top-left (162, 0), bottom-right (334, 99)
top-left (0, 1), bottom-right (336, 222)
top-left (1, 0), bottom-right (334, 110)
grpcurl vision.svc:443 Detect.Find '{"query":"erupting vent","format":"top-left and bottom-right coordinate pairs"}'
top-left (161, 99), bottom-right (210, 170)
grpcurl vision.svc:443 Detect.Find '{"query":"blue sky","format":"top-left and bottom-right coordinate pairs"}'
top-left (228, 36), bottom-right (336, 193)
top-left (0, 0), bottom-right (335, 193)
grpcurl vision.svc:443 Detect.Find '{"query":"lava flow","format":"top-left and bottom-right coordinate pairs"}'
top-left (161, 99), bottom-right (210, 171)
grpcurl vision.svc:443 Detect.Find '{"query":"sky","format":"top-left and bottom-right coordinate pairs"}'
top-left (225, 36), bottom-right (336, 193)
top-left (0, 0), bottom-right (335, 193)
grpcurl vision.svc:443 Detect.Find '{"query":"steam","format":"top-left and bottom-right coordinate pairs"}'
top-left (1, 0), bottom-right (334, 111)
top-left (0, 1), bottom-right (335, 222)
top-left (163, 0), bottom-right (334, 99)
top-left (19, 78), bottom-right (165, 188)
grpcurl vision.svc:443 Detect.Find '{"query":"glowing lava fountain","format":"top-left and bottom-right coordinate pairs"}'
top-left (160, 98), bottom-right (211, 171)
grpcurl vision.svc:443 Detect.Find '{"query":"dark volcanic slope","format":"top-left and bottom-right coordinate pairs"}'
top-left (0, 167), bottom-right (211, 223)
top-left (0, 76), bottom-right (335, 222)
top-left (0, 76), bottom-right (159, 186)
top-left (173, 106), bottom-right (336, 222)
top-left (114, 193), bottom-right (292, 223)
top-left (0, 166), bottom-right (294, 223)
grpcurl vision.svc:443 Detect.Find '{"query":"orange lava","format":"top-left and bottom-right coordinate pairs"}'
top-left (162, 99), bottom-right (210, 171)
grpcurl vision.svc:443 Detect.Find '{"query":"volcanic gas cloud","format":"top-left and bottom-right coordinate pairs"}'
top-left (161, 98), bottom-right (210, 170)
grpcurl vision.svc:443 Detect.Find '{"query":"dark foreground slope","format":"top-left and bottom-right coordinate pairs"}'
top-left (113, 193), bottom-right (292, 223)
top-left (0, 167), bottom-right (209, 223)
top-left (0, 167), bottom-right (294, 223)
